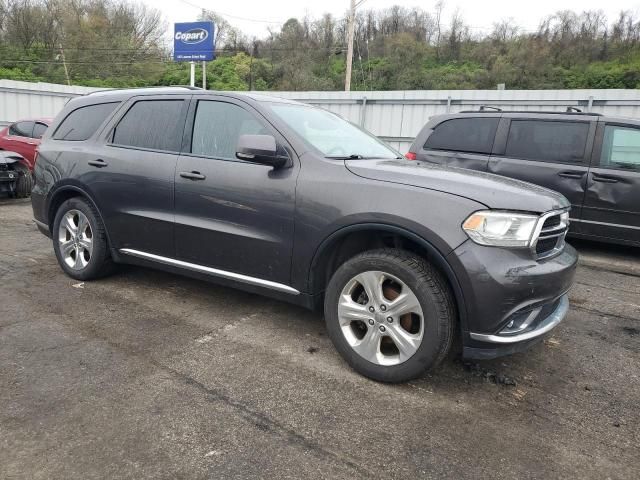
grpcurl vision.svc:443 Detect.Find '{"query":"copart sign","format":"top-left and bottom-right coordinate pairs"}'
top-left (174, 21), bottom-right (215, 61)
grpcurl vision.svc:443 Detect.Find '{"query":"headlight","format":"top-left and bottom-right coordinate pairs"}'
top-left (462, 210), bottom-right (539, 247)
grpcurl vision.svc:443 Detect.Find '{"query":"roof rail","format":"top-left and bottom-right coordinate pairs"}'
top-left (459, 108), bottom-right (602, 116)
top-left (479, 105), bottom-right (502, 112)
top-left (85, 85), bottom-right (203, 96)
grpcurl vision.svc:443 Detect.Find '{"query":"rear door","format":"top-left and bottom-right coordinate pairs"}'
top-left (488, 117), bottom-right (595, 222)
top-left (580, 122), bottom-right (640, 244)
top-left (415, 116), bottom-right (499, 171)
top-left (90, 95), bottom-right (190, 257)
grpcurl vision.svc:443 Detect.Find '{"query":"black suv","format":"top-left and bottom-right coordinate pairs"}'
top-left (408, 109), bottom-right (640, 246)
top-left (32, 88), bottom-right (577, 382)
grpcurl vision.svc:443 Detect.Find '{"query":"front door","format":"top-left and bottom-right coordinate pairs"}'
top-left (580, 122), bottom-right (640, 244)
top-left (174, 97), bottom-right (298, 286)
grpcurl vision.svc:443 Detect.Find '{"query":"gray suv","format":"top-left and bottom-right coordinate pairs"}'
top-left (408, 109), bottom-right (640, 246)
top-left (32, 88), bottom-right (577, 382)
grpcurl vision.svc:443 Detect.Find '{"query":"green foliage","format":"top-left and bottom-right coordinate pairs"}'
top-left (1, 1), bottom-right (639, 91)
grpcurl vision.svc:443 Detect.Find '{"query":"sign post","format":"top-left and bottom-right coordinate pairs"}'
top-left (173, 21), bottom-right (215, 88)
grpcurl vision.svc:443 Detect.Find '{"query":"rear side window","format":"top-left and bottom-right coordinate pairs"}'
top-left (112, 100), bottom-right (184, 152)
top-left (424, 118), bottom-right (498, 154)
top-left (9, 121), bottom-right (34, 137)
top-left (53, 102), bottom-right (119, 141)
top-left (505, 120), bottom-right (589, 163)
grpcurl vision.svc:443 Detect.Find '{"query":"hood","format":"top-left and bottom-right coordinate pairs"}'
top-left (0, 151), bottom-right (23, 165)
top-left (346, 159), bottom-right (570, 213)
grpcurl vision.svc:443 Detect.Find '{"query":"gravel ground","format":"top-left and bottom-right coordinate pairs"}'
top-left (1, 198), bottom-right (638, 479)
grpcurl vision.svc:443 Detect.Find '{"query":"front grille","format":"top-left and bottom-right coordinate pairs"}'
top-left (533, 211), bottom-right (569, 258)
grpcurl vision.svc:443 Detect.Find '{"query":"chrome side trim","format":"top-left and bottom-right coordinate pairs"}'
top-left (469, 295), bottom-right (569, 344)
top-left (571, 218), bottom-right (640, 231)
top-left (33, 219), bottom-right (49, 230)
top-left (119, 248), bottom-right (300, 295)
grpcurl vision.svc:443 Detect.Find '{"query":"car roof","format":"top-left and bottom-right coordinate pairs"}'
top-left (82, 86), bottom-right (304, 106)
top-left (8, 117), bottom-right (53, 124)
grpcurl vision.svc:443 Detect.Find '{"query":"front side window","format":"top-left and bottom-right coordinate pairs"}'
top-left (53, 102), bottom-right (119, 141)
top-left (601, 125), bottom-right (640, 170)
top-left (112, 100), bottom-right (184, 152)
top-left (32, 122), bottom-right (48, 139)
top-left (9, 121), bottom-right (34, 137)
top-left (191, 101), bottom-right (268, 159)
top-left (268, 103), bottom-right (399, 159)
top-left (505, 120), bottom-right (589, 163)
top-left (425, 117), bottom-right (498, 154)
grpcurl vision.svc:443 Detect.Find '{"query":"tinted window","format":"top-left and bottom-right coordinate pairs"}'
top-left (505, 120), bottom-right (588, 163)
top-left (112, 100), bottom-right (184, 152)
top-left (424, 118), bottom-right (499, 154)
top-left (192, 101), bottom-right (268, 159)
top-left (9, 121), bottom-right (34, 137)
top-left (53, 102), bottom-right (119, 141)
top-left (602, 125), bottom-right (640, 170)
top-left (32, 122), bottom-right (48, 139)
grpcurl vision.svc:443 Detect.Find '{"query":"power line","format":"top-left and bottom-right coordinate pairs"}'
top-left (177, 0), bottom-right (284, 25)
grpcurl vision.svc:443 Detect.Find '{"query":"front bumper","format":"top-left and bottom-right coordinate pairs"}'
top-left (447, 240), bottom-right (578, 359)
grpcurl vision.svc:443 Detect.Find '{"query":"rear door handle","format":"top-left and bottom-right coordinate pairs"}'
top-left (558, 171), bottom-right (584, 179)
top-left (592, 174), bottom-right (619, 184)
top-left (179, 171), bottom-right (206, 180)
top-left (88, 159), bottom-right (108, 168)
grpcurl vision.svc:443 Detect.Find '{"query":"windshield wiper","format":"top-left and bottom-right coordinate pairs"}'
top-left (325, 154), bottom-right (365, 159)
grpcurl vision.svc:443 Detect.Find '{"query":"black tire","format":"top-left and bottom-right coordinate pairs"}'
top-left (13, 163), bottom-right (33, 198)
top-left (52, 197), bottom-right (115, 280)
top-left (324, 248), bottom-right (455, 383)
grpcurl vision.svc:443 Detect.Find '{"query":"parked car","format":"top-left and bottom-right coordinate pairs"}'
top-left (32, 88), bottom-right (577, 382)
top-left (0, 118), bottom-right (51, 171)
top-left (407, 109), bottom-right (640, 247)
top-left (0, 150), bottom-right (33, 197)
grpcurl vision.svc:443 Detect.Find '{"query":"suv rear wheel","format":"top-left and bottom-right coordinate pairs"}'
top-left (324, 249), bottom-right (455, 383)
top-left (52, 197), bottom-right (114, 280)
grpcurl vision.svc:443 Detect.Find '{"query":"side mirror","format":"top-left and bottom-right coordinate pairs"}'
top-left (236, 134), bottom-right (288, 168)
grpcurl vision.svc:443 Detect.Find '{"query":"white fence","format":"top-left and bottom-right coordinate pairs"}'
top-left (2, 79), bottom-right (640, 152)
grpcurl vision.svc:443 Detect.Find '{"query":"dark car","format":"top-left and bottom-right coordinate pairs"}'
top-left (31, 88), bottom-right (577, 382)
top-left (407, 109), bottom-right (640, 247)
top-left (0, 118), bottom-right (51, 170)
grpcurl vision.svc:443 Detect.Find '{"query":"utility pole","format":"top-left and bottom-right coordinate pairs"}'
top-left (344, 0), bottom-right (356, 91)
top-left (59, 44), bottom-right (71, 86)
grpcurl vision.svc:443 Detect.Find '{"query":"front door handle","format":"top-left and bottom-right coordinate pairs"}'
top-left (592, 174), bottom-right (619, 184)
top-left (88, 159), bottom-right (108, 168)
top-left (179, 171), bottom-right (206, 180)
top-left (558, 171), bottom-right (584, 179)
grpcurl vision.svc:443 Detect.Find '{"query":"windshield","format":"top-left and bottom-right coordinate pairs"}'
top-left (268, 103), bottom-right (400, 159)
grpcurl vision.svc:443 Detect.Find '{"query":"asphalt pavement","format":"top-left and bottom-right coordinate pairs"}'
top-left (1, 198), bottom-right (638, 479)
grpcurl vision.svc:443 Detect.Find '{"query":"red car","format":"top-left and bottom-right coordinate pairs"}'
top-left (0, 118), bottom-right (51, 171)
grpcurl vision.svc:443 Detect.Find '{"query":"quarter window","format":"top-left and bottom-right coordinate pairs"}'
top-left (53, 102), bottom-right (119, 141)
top-left (112, 100), bottom-right (185, 152)
top-left (9, 121), bottom-right (34, 137)
top-left (191, 101), bottom-right (268, 159)
top-left (601, 126), bottom-right (640, 170)
top-left (505, 120), bottom-right (589, 163)
top-left (424, 118), bottom-right (499, 154)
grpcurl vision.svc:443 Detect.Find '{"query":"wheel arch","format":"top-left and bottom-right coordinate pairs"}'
top-left (46, 184), bottom-right (112, 248)
top-left (308, 223), bottom-right (468, 331)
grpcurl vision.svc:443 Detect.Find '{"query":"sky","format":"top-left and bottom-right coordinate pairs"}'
top-left (148, 0), bottom-right (640, 40)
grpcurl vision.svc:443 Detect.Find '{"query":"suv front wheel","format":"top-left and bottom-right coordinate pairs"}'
top-left (324, 249), bottom-right (455, 383)
top-left (52, 197), bottom-right (114, 280)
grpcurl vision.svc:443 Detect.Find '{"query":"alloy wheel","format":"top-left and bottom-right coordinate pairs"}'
top-left (337, 270), bottom-right (424, 366)
top-left (58, 209), bottom-right (93, 270)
